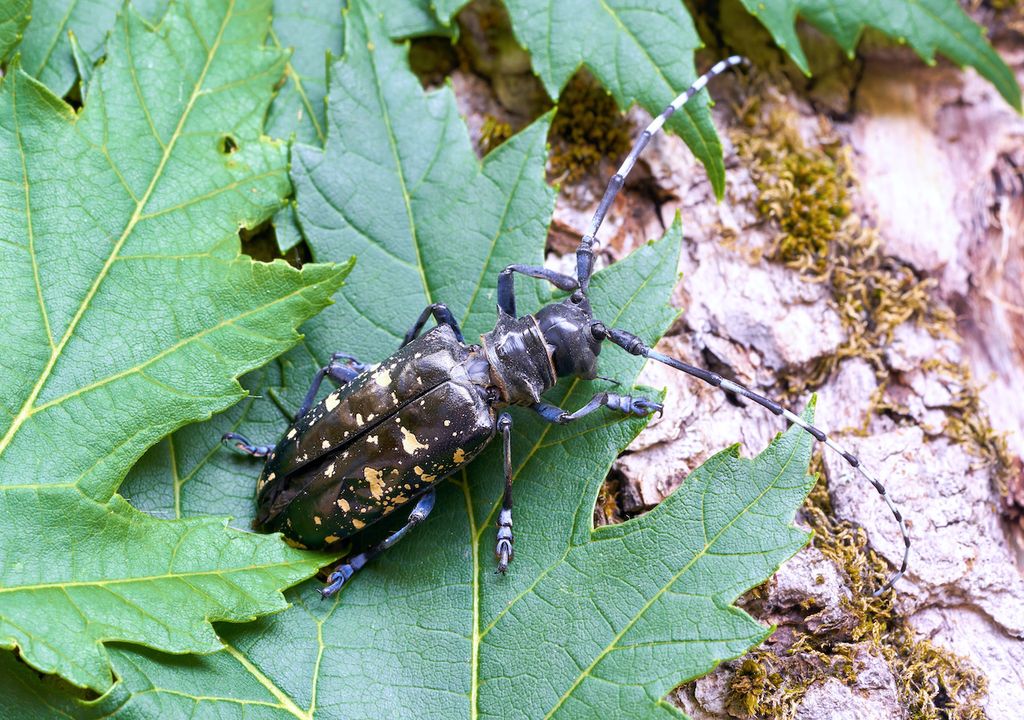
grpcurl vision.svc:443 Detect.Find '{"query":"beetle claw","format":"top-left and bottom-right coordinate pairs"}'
top-left (495, 539), bottom-right (514, 574)
top-left (629, 398), bottom-right (663, 417)
top-left (320, 565), bottom-right (355, 599)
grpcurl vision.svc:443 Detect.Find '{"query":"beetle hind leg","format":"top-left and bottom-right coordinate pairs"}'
top-left (321, 488), bottom-right (437, 599)
top-left (221, 432), bottom-right (273, 457)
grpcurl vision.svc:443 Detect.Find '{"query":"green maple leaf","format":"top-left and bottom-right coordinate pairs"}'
top-left (30, 4), bottom-right (820, 716)
top-left (14, 0), bottom-right (346, 253)
top-left (0, 0), bottom-right (350, 693)
top-left (0, 0), bottom-right (30, 63)
top-left (737, 0), bottom-right (1021, 111)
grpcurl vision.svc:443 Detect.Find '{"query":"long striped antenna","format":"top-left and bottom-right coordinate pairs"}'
top-left (594, 324), bottom-right (912, 596)
top-left (575, 55), bottom-right (749, 291)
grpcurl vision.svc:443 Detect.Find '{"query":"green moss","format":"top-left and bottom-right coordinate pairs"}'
top-left (548, 71), bottom-right (632, 182)
top-left (479, 115), bottom-right (513, 155)
top-left (988, 0), bottom-right (1022, 11)
top-left (730, 89), bottom-right (954, 396)
top-left (803, 475), bottom-right (988, 720)
top-left (722, 472), bottom-right (988, 720)
top-left (920, 359), bottom-right (1017, 503)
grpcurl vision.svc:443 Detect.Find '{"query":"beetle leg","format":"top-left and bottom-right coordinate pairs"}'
top-left (221, 432), bottom-right (274, 457)
top-left (531, 392), bottom-right (663, 425)
top-left (402, 303), bottom-right (464, 346)
top-left (297, 352), bottom-right (369, 419)
top-left (495, 412), bottom-right (515, 574)
top-left (320, 488), bottom-right (437, 599)
top-left (497, 265), bottom-right (579, 318)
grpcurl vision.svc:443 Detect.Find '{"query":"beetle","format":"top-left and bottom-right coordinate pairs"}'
top-left (223, 56), bottom-right (910, 598)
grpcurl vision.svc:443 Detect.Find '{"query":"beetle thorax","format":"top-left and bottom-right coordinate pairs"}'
top-left (480, 314), bottom-right (557, 406)
top-left (533, 294), bottom-right (602, 380)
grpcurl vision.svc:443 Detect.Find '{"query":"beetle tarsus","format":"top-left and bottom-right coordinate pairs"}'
top-left (221, 432), bottom-right (272, 457)
top-left (610, 394), bottom-right (663, 418)
top-left (495, 537), bottom-right (513, 574)
top-left (532, 392), bottom-right (663, 425)
top-left (495, 413), bottom-right (515, 575)
top-left (318, 490), bottom-right (438, 598)
top-left (320, 564), bottom-right (358, 599)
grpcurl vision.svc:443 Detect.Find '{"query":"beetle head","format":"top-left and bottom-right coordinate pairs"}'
top-left (535, 290), bottom-right (602, 379)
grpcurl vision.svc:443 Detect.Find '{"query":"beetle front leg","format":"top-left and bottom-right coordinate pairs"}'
top-left (531, 392), bottom-right (663, 424)
top-left (495, 412), bottom-right (514, 574)
top-left (321, 488), bottom-right (437, 599)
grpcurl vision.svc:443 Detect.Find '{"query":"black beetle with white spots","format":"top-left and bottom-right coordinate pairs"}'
top-left (223, 56), bottom-right (910, 599)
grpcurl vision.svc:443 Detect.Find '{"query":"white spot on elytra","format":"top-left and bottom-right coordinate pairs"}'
top-left (364, 467), bottom-right (384, 499)
top-left (325, 393), bottom-right (340, 411)
top-left (373, 369), bottom-right (392, 387)
top-left (401, 427), bottom-right (427, 454)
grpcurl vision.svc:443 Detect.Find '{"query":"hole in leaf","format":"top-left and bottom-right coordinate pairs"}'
top-left (218, 134), bottom-right (239, 154)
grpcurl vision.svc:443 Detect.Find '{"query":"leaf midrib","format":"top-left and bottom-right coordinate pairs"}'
top-left (11, 74), bottom-right (54, 351)
top-left (0, 0), bottom-right (237, 460)
top-left (0, 558), bottom-right (308, 593)
top-left (223, 643), bottom-right (311, 720)
top-left (460, 138), bottom-right (536, 330)
top-left (363, 9), bottom-right (432, 306)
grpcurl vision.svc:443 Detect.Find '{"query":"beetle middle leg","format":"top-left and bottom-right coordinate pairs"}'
top-left (297, 351), bottom-right (369, 418)
top-left (497, 265), bottom-right (578, 317)
top-left (531, 392), bottom-right (663, 425)
top-left (320, 488), bottom-right (437, 598)
top-left (495, 412), bottom-right (514, 573)
top-left (402, 303), bottom-right (464, 346)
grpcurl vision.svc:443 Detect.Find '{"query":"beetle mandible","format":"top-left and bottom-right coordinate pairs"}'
top-left (223, 56), bottom-right (910, 599)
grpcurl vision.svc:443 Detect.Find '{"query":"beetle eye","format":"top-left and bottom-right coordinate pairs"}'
top-left (570, 290), bottom-right (584, 304)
